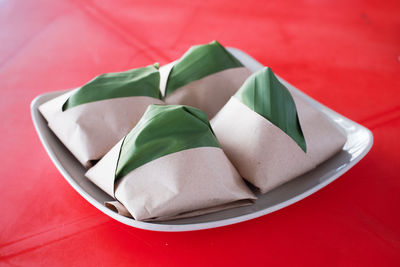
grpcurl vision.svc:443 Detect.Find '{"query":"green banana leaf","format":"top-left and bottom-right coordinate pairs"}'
top-left (164, 40), bottom-right (244, 96)
top-left (235, 67), bottom-right (307, 152)
top-left (115, 105), bottom-right (220, 179)
top-left (62, 64), bottom-right (161, 111)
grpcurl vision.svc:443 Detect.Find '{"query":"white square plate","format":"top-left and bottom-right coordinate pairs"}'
top-left (31, 48), bottom-right (373, 232)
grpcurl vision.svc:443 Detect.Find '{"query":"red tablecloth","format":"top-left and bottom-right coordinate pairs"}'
top-left (1, 0), bottom-right (399, 266)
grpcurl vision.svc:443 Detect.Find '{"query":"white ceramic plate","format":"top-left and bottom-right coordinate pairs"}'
top-left (31, 48), bottom-right (373, 232)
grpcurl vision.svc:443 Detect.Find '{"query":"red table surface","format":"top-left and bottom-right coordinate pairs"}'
top-left (1, 0), bottom-right (399, 266)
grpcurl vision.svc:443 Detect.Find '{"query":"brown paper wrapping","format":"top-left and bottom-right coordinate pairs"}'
top-left (39, 92), bottom-right (164, 167)
top-left (211, 92), bottom-right (347, 193)
top-left (86, 145), bottom-right (256, 221)
top-left (104, 199), bottom-right (253, 221)
top-left (160, 65), bottom-right (252, 118)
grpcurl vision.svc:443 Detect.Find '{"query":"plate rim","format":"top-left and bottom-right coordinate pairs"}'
top-left (31, 47), bottom-right (373, 232)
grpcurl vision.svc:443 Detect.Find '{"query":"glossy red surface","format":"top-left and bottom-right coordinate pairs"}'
top-left (1, 0), bottom-right (399, 266)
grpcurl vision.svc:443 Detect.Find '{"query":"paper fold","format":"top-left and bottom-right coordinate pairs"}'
top-left (39, 92), bottom-right (163, 167)
top-left (86, 146), bottom-right (256, 221)
top-left (211, 91), bottom-right (347, 193)
top-left (160, 66), bottom-right (251, 118)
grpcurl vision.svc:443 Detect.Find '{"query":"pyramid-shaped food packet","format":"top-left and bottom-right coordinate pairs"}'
top-left (211, 67), bottom-right (347, 193)
top-left (39, 64), bottom-right (164, 167)
top-left (86, 105), bottom-right (256, 221)
top-left (160, 41), bottom-right (252, 118)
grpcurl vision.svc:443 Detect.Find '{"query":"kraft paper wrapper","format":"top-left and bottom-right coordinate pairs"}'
top-left (160, 64), bottom-right (252, 118)
top-left (39, 92), bottom-right (164, 167)
top-left (86, 145), bottom-right (256, 221)
top-left (211, 93), bottom-right (347, 194)
top-left (105, 199), bottom-right (253, 221)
